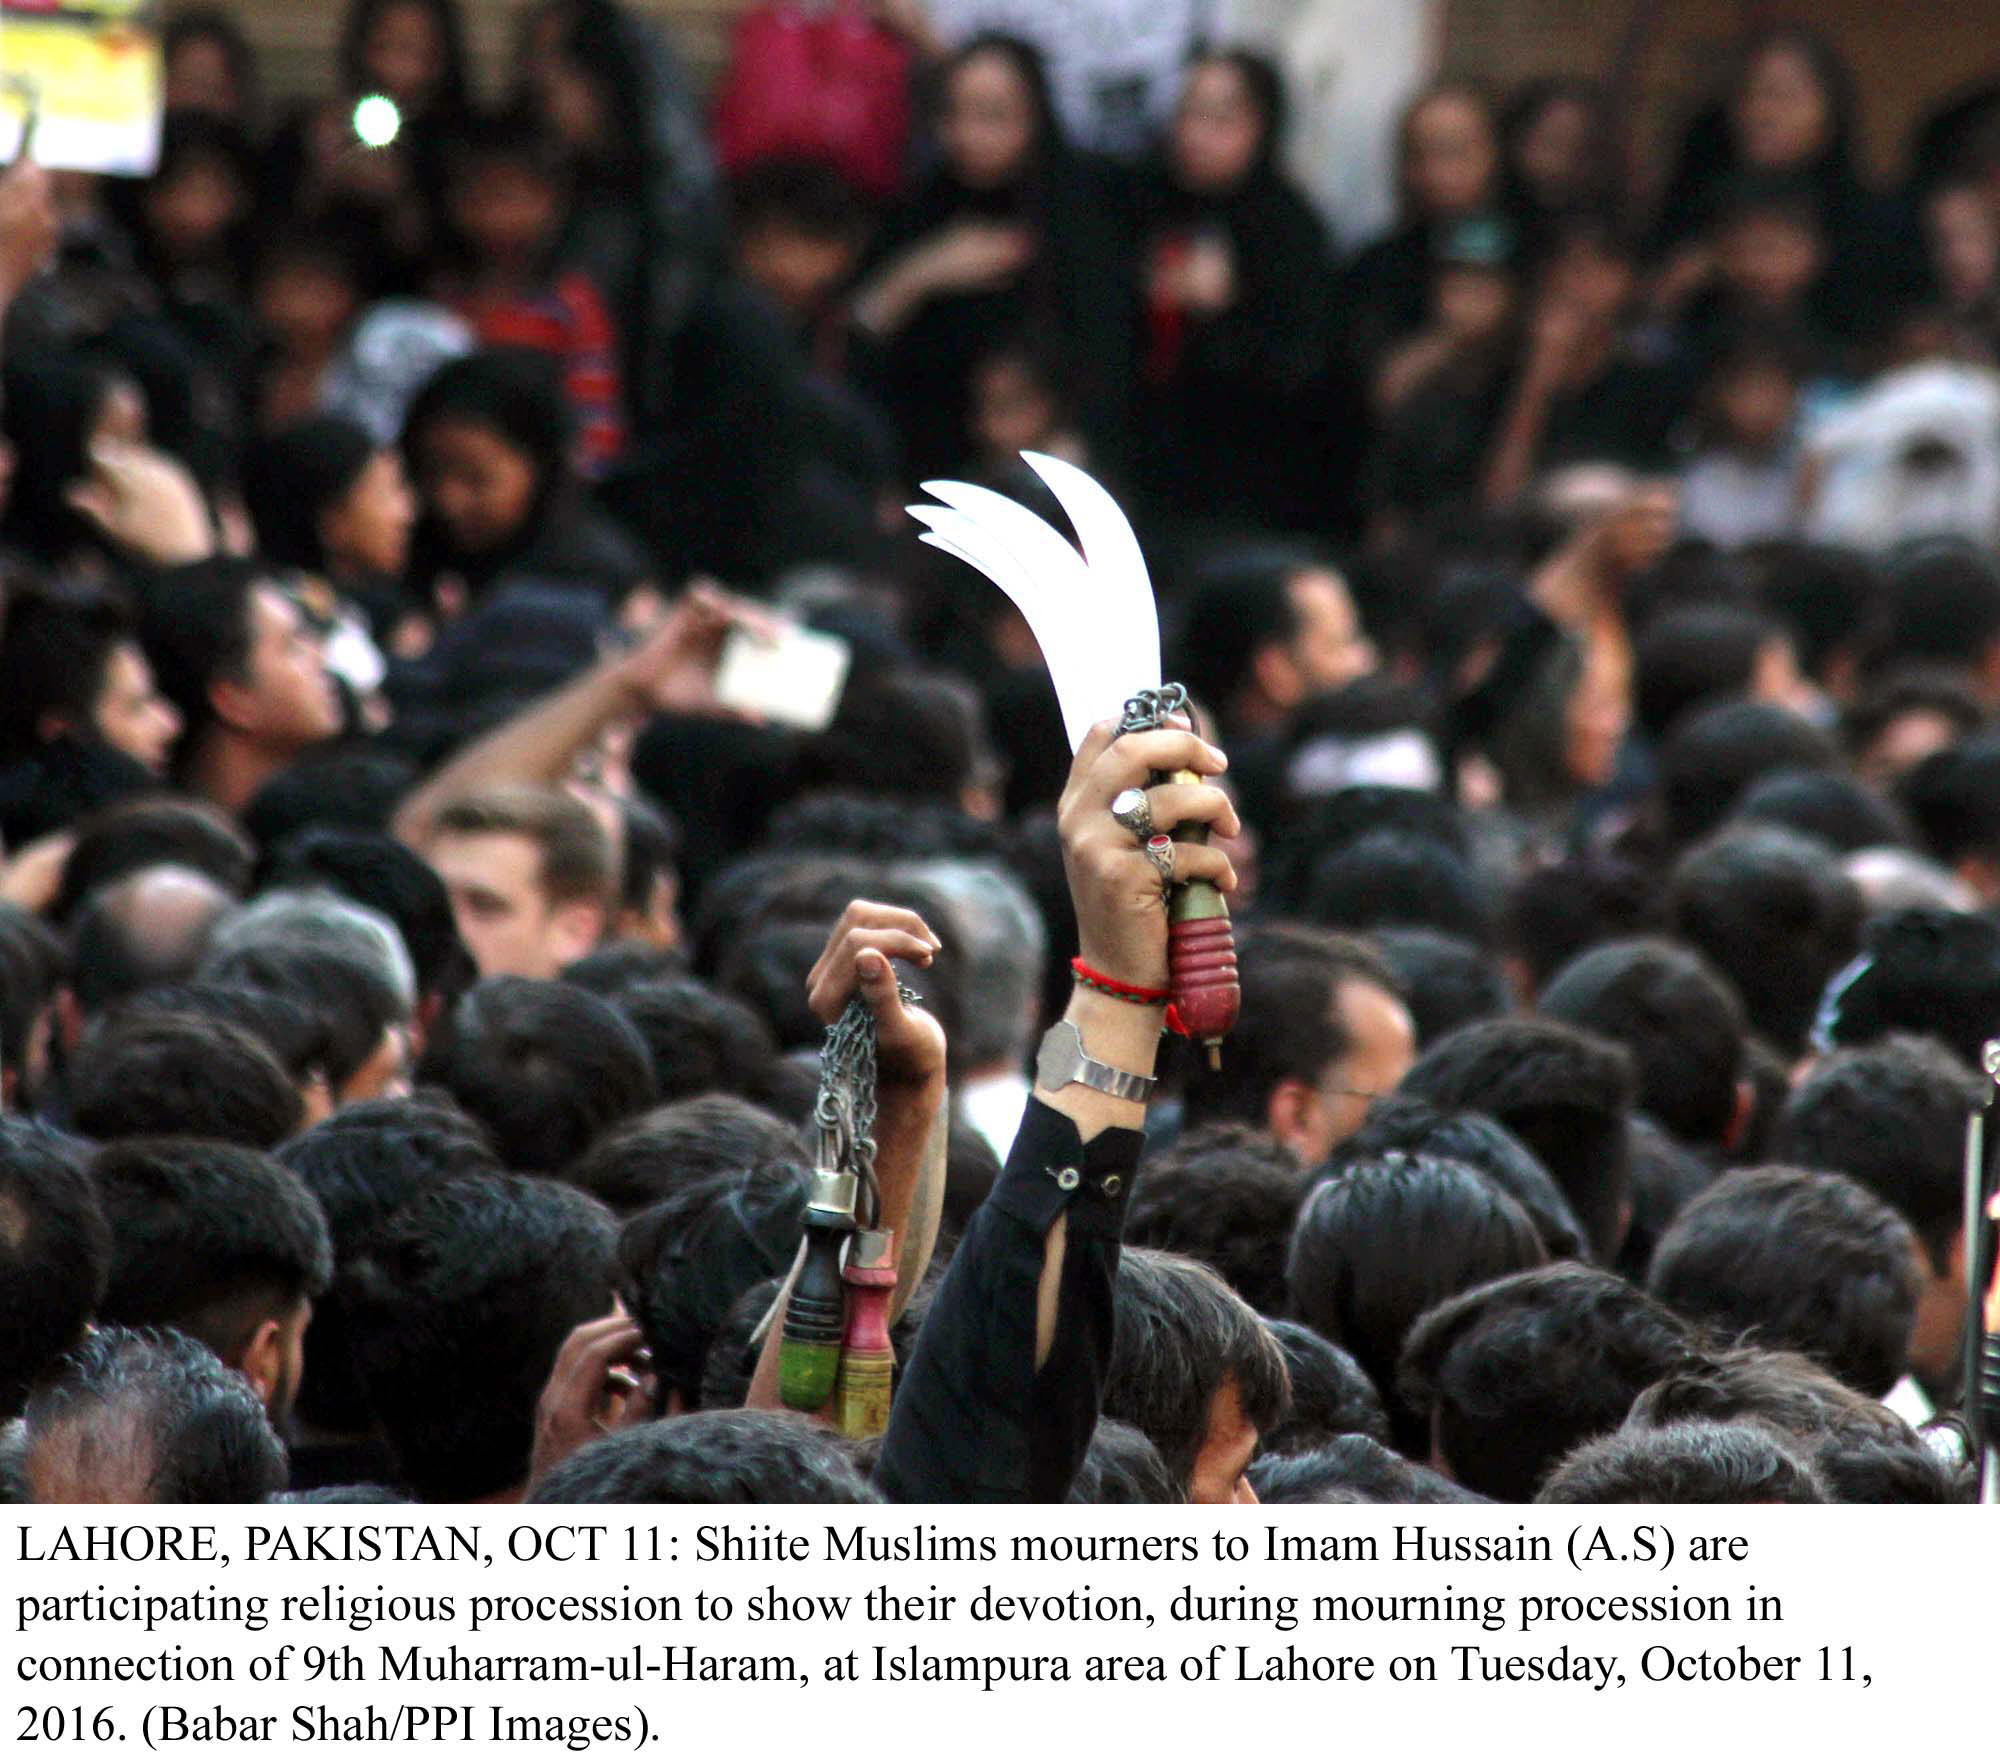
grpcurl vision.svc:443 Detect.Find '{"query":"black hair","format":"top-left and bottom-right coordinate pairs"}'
top-left (137, 558), bottom-right (276, 761)
top-left (791, 671), bottom-right (985, 807)
top-left (1539, 936), bottom-right (1747, 1148)
top-left (421, 977), bottom-right (656, 1172)
top-left (1399, 1265), bottom-right (1699, 1502)
top-left (1772, 1035), bottom-right (1982, 1271)
top-left (92, 1137), bottom-right (333, 1363)
top-left (243, 751), bottom-right (418, 849)
top-left (1633, 604), bottom-right (1782, 743)
top-left (1845, 668), bottom-right (1985, 775)
top-left (529, 1411), bottom-right (877, 1503)
top-left (1104, 1248), bottom-right (1290, 1495)
top-left (70, 1009), bottom-right (304, 1147)
top-left (1260, 786), bottom-right (1471, 918)
top-left (1900, 735), bottom-right (2000, 875)
top-left (54, 795), bottom-right (254, 922)
top-left (1249, 1435), bottom-right (1486, 1504)
top-left (1336, 1096), bottom-right (1588, 1260)
top-left (0, 585), bottom-right (138, 763)
top-left (68, 864), bottom-right (233, 1016)
top-left (1397, 1018), bottom-right (1635, 1263)
top-left (610, 978), bottom-right (780, 1107)
top-left (1536, 1420), bottom-right (1826, 1503)
top-left (1288, 1153), bottom-right (1547, 1454)
top-left (1170, 544), bottom-right (1318, 724)
top-left (1734, 767), bottom-right (1913, 853)
top-left (339, 1171), bottom-right (615, 1499)
top-left (0, 357), bottom-right (116, 570)
top-left (1368, 927), bottom-right (1516, 1046)
top-left (242, 416), bottom-right (379, 574)
top-left (1657, 698), bottom-right (1840, 850)
top-left (1646, 1165), bottom-right (1918, 1398)
top-left (1504, 853), bottom-right (1664, 995)
top-left (1124, 1124), bottom-right (1305, 1317)
top-left (1069, 1419), bottom-right (1183, 1504)
top-left (1747, 542), bottom-right (1883, 684)
top-left (277, 1094), bottom-right (498, 1434)
top-left (202, 943), bottom-right (402, 1093)
top-left (1667, 823), bottom-right (1863, 1056)
top-left (729, 155), bottom-right (871, 243)
top-left (1880, 539), bottom-right (2000, 671)
top-left (263, 828), bottom-right (463, 1001)
top-left (694, 1274), bottom-right (781, 1413)
top-left (1304, 829), bottom-right (1494, 945)
top-left (18, 1326), bottom-right (286, 1503)
top-left (0, 1121), bottom-right (107, 1416)
top-left (562, 940), bottom-right (685, 996)
top-left (1618, 1114), bottom-right (1718, 1284)
top-left (1257, 1320), bottom-right (1390, 1454)
top-left (338, 0), bottom-right (470, 117)
top-left (570, 1094), bottom-right (807, 1218)
top-left (1816, 906), bottom-right (2000, 1070)
top-left (130, 980), bottom-right (321, 1086)
top-left (1180, 923), bottom-right (1404, 1134)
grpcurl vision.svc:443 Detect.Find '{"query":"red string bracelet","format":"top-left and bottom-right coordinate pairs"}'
top-left (1070, 956), bottom-right (1168, 1004)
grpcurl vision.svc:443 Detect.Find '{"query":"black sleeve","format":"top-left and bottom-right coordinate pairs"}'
top-left (874, 1098), bottom-right (1144, 1504)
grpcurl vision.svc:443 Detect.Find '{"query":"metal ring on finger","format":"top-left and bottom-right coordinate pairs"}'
top-left (1143, 832), bottom-right (1175, 885)
top-left (1110, 786), bottom-right (1154, 841)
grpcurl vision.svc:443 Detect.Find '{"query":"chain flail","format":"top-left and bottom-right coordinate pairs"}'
top-left (1118, 683), bottom-right (1189, 736)
top-left (811, 986), bottom-right (918, 1232)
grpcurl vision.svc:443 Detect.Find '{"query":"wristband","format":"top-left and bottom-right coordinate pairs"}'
top-left (1070, 957), bottom-right (1169, 1006)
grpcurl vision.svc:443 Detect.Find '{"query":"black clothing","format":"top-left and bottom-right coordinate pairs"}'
top-left (875, 1096), bottom-right (1143, 1503)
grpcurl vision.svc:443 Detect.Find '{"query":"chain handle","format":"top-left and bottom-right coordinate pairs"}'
top-left (812, 985), bottom-right (919, 1231)
top-left (1118, 683), bottom-right (1189, 736)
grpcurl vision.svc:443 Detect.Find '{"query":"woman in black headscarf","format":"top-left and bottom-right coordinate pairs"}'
top-left (848, 35), bottom-right (1134, 483)
top-left (1129, 49), bottom-right (1332, 532)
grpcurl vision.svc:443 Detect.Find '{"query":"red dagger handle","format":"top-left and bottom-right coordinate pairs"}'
top-left (1160, 765), bottom-right (1239, 1066)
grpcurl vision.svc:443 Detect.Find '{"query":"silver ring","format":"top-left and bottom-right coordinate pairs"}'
top-left (1110, 787), bottom-right (1154, 841)
top-left (1143, 833), bottom-right (1175, 883)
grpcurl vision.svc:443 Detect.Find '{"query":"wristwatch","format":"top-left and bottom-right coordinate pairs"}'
top-left (1036, 1019), bottom-right (1156, 1104)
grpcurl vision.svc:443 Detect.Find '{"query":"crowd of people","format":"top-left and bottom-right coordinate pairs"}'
top-left (3, 3), bottom-right (2000, 1505)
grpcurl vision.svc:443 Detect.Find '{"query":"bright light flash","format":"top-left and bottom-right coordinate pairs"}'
top-left (352, 94), bottom-right (401, 149)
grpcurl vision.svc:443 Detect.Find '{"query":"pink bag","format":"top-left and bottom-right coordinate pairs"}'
top-left (713, 3), bottom-right (914, 196)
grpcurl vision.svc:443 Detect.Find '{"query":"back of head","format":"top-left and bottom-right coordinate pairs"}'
top-left (1772, 1036), bottom-right (1977, 1271)
top-left (244, 751), bottom-right (419, 851)
top-left (1288, 1153), bottom-right (1547, 1451)
top-left (1658, 698), bottom-right (1839, 850)
top-left (1814, 906), bottom-right (2000, 1071)
top-left (528, 1411), bottom-right (877, 1504)
top-left (1646, 1165), bottom-right (1918, 1397)
top-left (610, 978), bottom-right (780, 1106)
top-left (1304, 830), bottom-right (1493, 945)
top-left (1536, 1420), bottom-right (1826, 1503)
top-left (895, 858), bottom-right (1045, 1070)
top-left (209, 887), bottom-right (417, 1019)
top-left (70, 864), bottom-right (234, 1016)
top-left (1667, 823), bottom-right (1863, 1055)
top-left (1369, 928), bottom-right (1516, 1047)
top-left (1633, 604), bottom-right (1778, 742)
top-left (70, 1008), bottom-right (304, 1147)
top-left (1256, 1321), bottom-right (1390, 1454)
top-left (1106, 1249), bottom-right (1289, 1499)
top-left (1171, 545), bottom-right (1311, 725)
top-left (1900, 734), bottom-right (2000, 876)
top-left (1069, 1419), bottom-right (1183, 1504)
top-left (338, 1172), bottom-right (616, 1500)
top-left (1881, 538), bottom-right (2000, 670)
top-left (1397, 1018), bottom-right (1635, 1262)
top-left (1399, 1265), bottom-right (1697, 1502)
top-left (240, 414), bottom-right (377, 573)
top-left (1124, 1125), bottom-right (1305, 1316)
top-left (1539, 936), bottom-right (1747, 1148)
top-left (1249, 1434), bottom-right (1485, 1504)
top-left (424, 978), bottom-right (656, 1171)
top-left (1734, 768), bottom-right (1912, 854)
top-left (136, 556), bottom-right (264, 756)
top-left (1505, 853), bottom-right (1664, 996)
top-left (54, 795), bottom-right (253, 922)
top-left (19, 1327), bottom-right (285, 1503)
top-left (263, 829), bottom-right (463, 1004)
top-left (570, 1094), bottom-right (807, 1217)
top-left (0, 1120), bottom-right (106, 1416)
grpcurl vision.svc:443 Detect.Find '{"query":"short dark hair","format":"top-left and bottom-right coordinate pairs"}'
top-left (423, 978), bottom-right (656, 1172)
top-left (1397, 1019), bottom-right (1635, 1262)
top-left (262, 829), bottom-right (463, 1002)
top-left (1249, 1435), bottom-right (1486, 1504)
top-left (1634, 603), bottom-right (1781, 742)
top-left (0, 1120), bottom-right (107, 1415)
top-left (1171, 544), bottom-right (1321, 720)
top-left (92, 1138), bottom-right (333, 1359)
top-left (1104, 1249), bottom-right (1290, 1494)
top-left (1880, 539), bottom-right (2000, 669)
top-left (1288, 1153), bottom-right (1547, 1452)
top-left (243, 750), bottom-right (418, 850)
top-left (1180, 923), bottom-right (1403, 1132)
top-left (18, 1326), bottom-right (286, 1503)
top-left (1368, 928), bottom-right (1515, 1046)
top-left (1399, 1265), bottom-right (1698, 1502)
top-left (571, 1094), bottom-right (808, 1217)
top-left (339, 1172), bottom-right (616, 1500)
top-left (528, 1411), bottom-right (877, 1504)
top-left (277, 1094), bottom-right (500, 1433)
top-left (1667, 824), bottom-right (1863, 1055)
top-left (1772, 1036), bottom-right (1981, 1269)
top-left (1505, 853), bottom-right (1664, 994)
top-left (1125, 1125), bottom-right (1305, 1316)
top-left (1337, 1096), bottom-right (1588, 1260)
top-left (1646, 1166), bottom-right (1918, 1397)
top-left (1749, 542), bottom-right (1882, 683)
top-left (1305, 829), bottom-right (1493, 944)
top-left (69, 865), bottom-right (234, 1015)
top-left (1734, 767), bottom-right (1912, 854)
top-left (0, 585), bottom-right (133, 759)
top-left (136, 557), bottom-right (267, 754)
top-left (1537, 1420), bottom-right (1826, 1502)
top-left (1069, 1419), bottom-right (1183, 1503)
top-left (1815, 907), bottom-right (2000, 1070)
top-left (1539, 937), bottom-right (1747, 1147)
top-left (1256, 1321), bottom-right (1390, 1454)
top-left (54, 795), bottom-right (253, 922)
top-left (1658, 699), bottom-right (1840, 849)
top-left (202, 943), bottom-right (403, 1093)
top-left (611, 978), bottom-right (780, 1106)
top-left (432, 788), bottom-right (617, 910)
top-left (70, 1009), bottom-right (304, 1147)
top-left (729, 155), bottom-right (870, 242)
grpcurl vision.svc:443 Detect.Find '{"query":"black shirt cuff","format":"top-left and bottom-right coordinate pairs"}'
top-left (986, 1097), bottom-right (1145, 1241)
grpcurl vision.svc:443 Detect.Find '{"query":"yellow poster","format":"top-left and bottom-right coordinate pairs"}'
top-left (0, 0), bottom-right (162, 175)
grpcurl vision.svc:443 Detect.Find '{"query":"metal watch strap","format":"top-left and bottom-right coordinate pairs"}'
top-left (1036, 1019), bottom-right (1156, 1104)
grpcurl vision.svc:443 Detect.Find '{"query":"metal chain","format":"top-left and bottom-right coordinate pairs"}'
top-left (812, 986), bottom-right (919, 1231)
top-left (1118, 683), bottom-right (1189, 737)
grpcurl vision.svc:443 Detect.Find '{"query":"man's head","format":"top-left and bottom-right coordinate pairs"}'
top-left (1248, 1434), bottom-right (1485, 1505)
top-left (1772, 1036), bottom-right (1983, 1386)
top-left (1368, 928), bottom-right (1516, 1048)
top-left (54, 795), bottom-right (253, 922)
top-left (1657, 698), bottom-right (1840, 850)
top-left (1288, 1153), bottom-right (1547, 1453)
top-left (1104, 1249), bottom-right (1289, 1504)
top-left (0, 1120), bottom-right (107, 1417)
top-left (1879, 540), bottom-right (2000, 703)
top-left (1304, 829), bottom-right (1494, 946)
top-left (427, 787), bottom-right (616, 979)
top-left (1539, 936), bottom-right (1749, 1150)
top-left (422, 977), bottom-right (656, 1173)
top-left (92, 1137), bottom-right (333, 1422)
top-left (67, 863), bottom-right (234, 1023)
top-left (1124, 1125), bottom-right (1305, 1317)
top-left (1174, 548), bottom-right (1374, 735)
top-left (1257, 1320), bottom-right (1390, 1455)
top-left (1667, 823), bottom-right (1863, 1056)
top-left (139, 558), bottom-right (340, 770)
top-left (1536, 1420), bottom-right (1827, 1503)
top-left (1397, 1019), bottom-right (1635, 1263)
top-left (729, 156), bottom-right (871, 321)
top-left (14, 1326), bottom-right (286, 1503)
top-left (575, 1094), bottom-right (809, 1218)
top-left (69, 1008), bottom-right (305, 1147)
top-left (1399, 1265), bottom-right (1697, 1501)
top-left (1180, 924), bottom-right (1414, 1167)
top-left (528, 1411), bottom-right (878, 1504)
top-left (338, 1172), bottom-right (616, 1500)
top-left (1814, 907), bottom-right (2000, 1071)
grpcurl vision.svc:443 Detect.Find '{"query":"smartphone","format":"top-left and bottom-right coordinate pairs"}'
top-left (713, 623), bottom-right (851, 733)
